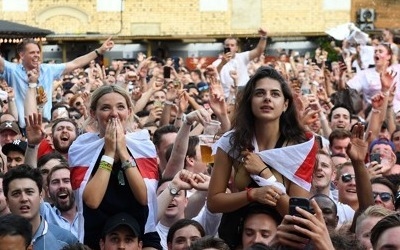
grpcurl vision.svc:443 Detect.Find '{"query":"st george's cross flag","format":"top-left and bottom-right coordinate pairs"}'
top-left (212, 131), bottom-right (317, 191)
top-left (68, 130), bottom-right (159, 242)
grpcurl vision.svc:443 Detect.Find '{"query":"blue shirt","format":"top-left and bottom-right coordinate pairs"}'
top-left (1, 60), bottom-right (66, 127)
top-left (32, 217), bottom-right (78, 250)
top-left (40, 202), bottom-right (79, 238)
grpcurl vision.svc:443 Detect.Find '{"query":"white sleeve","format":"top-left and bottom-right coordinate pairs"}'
top-left (346, 71), bottom-right (365, 93)
top-left (192, 205), bottom-right (222, 236)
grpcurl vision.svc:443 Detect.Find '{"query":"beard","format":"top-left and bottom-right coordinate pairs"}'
top-left (50, 188), bottom-right (75, 212)
top-left (53, 137), bottom-right (73, 154)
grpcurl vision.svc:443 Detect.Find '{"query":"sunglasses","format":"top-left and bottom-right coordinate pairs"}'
top-left (341, 173), bottom-right (356, 183)
top-left (373, 192), bottom-right (393, 202)
top-left (70, 113), bottom-right (82, 120)
top-left (198, 85), bottom-right (209, 92)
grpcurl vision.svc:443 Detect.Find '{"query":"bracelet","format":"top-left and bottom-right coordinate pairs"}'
top-left (101, 155), bottom-right (114, 165)
top-left (176, 117), bottom-right (182, 120)
top-left (94, 49), bottom-right (102, 57)
top-left (258, 166), bottom-right (269, 176)
top-left (164, 100), bottom-right (174, 106)
top-left (372, 108), bottom-right (381, 114)
top-left (99, 161), bottom-right (113, 172)
top-left (8, 97), bottom-right (14, 102)
top-left (28, 83), bottom-right (37, 88)
top-left (260, 36), bottom-right (267, 41)
top-left (388, 105), bottom-right (393, 108)
top-left (246, 187), bottom-right (255, 202)
top-left (27, 144), bottom-right (37, 149)
top-left (382, 91), bottom-right (390, 96)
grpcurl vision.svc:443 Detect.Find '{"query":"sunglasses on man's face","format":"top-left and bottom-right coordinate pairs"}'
top-left (373, 192), bottom-right (393, 202)
top-left (70, 113), bottom-right (82, 120)
top-left (341, 173), bottom-right (356, 183)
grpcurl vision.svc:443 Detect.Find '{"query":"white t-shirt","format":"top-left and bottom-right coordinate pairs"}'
top-left (347, 64), bottom-right (400, 112)
top-left (156, 205), bottom-right (222, 250)
top-left (212, 51), bottom-right (251, 98)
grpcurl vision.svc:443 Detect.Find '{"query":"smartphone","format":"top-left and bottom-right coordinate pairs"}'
top-left (224, 47), bottom-right (230, 54)
top-left (370, 153), bottom-right (381, 164)
top-left (289, 197), bottom-right (311, 218)
top-left (163, 67), bottom-right (171, 79)
top-left (289, 197), bottom-right (311, 239)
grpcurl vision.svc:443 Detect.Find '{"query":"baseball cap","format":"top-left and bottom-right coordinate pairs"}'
top-left (369, 138), bottom-right (396, 153)
top-left (0, 121), bottom-right (21, 134)
top-left (102, 213), bottom-right (141, 238)
top-left (2, 139), bottom-right (27, 155)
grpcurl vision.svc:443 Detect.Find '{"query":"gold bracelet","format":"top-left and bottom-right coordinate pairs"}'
top-left (99, 161), bottom-right (112, 172)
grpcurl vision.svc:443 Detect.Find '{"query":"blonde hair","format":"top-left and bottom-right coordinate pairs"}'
top-left (82, 85), bottom-right (136, 133)
top-left (355, 205), bottom-right (395, 235)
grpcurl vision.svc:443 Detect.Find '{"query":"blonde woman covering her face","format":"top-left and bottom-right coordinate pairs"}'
top-left (68, 85), bottom-right (161, 250)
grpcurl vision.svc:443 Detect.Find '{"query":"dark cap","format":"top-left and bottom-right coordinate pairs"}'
top-left (2, 139), bottom-right (27, 155)
top-left (0, 121), bottom-right (20, 134)
top-left (369, 138), bottom-right (396, 153)
top-left (102, 213), bottom-right (141, 237)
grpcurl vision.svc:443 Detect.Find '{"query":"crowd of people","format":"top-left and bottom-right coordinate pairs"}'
top-left (1, 26), bottom-right (400, 250)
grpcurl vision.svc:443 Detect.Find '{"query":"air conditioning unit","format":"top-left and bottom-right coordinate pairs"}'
top-left (358, 8), bottom-right (375, 23)
top-left (359, 23), bottom-right (375, 31)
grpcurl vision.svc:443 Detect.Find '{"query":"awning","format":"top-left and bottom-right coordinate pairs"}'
top-left (0, 20), bottom-right (53, 38)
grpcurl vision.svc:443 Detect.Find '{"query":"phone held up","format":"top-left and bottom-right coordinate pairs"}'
top-left (163, 67), bottom-right (171, 79)
top-left (289, 197), bottom-right (311, 218)
top-left (224, 47), bottom-right (230, 54)
top-left (370, 153), bottom-right (381, 164)
top-left (289, 197), bottom-right (311, 239)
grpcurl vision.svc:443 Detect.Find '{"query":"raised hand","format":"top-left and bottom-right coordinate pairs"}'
top-left (258, 27), bottom-right (268, 37)
top-left (346, 123), bottom-right (369, 162)
top-left (27, 68), bottom-right (39, 83)
top-left (371, 93), bottom-right (385, 110)
top-left (380, 68), bottom-right (397, 92)
top-left (24, 113), bottom-right (45, 146)
top-left (185, 109), bottom-right (211, 126)
top-left (98, 36), bottom-right (114, 54)
top-left (190, 173), bottom-right (210, 191)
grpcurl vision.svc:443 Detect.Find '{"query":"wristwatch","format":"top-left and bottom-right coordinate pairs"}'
top-left (168, 183), bottom-right (179, 196)
top-left (121, 158), bottom-right (137, 171)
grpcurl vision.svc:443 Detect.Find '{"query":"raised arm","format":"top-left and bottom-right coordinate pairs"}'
top-left (248, 28), bottom-right (268, 61)
top-left (63, 37), bottom-right (114, 75)
top-left (24, 113), bottom-right (45, 168)
top-left (348, 123), bottom-right (374, 233)
top-left (163, 109), bottom-right (210, 179)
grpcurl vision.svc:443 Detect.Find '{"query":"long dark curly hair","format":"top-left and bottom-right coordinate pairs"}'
top-left (229, 66), bottom-right (306, 160)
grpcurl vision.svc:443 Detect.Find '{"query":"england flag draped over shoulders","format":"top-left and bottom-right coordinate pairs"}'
top-left (68, 129), bottom-right (159, 242)
top-left (256, 134), bottom-right (317, 191)
top-left (213, 131), bottom-right (317, 192)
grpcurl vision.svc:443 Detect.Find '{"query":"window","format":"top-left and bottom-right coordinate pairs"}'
top-left (97, 0), bottom-right (123, 12)
top-left (2, 0), bottom-right (28, 11)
